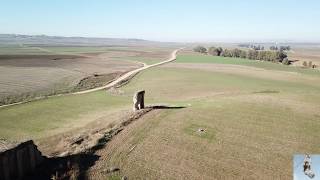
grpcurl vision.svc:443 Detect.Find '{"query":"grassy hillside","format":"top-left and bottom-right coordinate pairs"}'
top-left (1, 53), bottom-right (319, 178)
top-left (90, 55), bottom-right (320, 179)
top-left (0, 91), bottom-right (131, 140)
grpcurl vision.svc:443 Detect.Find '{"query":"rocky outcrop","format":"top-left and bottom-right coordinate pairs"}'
top-left (133, 90), bottom-right (145, 111)
top-left (0, 140), bottom-right (44, 180)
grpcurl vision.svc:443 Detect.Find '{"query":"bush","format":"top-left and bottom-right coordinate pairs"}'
top-left (193, 46), bottom-right (207, 54)
top-left (282, 58), bottom-right (290, 65)
top-left (303, 61), bottom-right (308, 67)
top-left (208, 47), bottom-right (223, 56)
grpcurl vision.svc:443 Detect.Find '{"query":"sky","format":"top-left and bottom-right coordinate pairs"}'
top-left (0, 0), bottom-right (320, 42)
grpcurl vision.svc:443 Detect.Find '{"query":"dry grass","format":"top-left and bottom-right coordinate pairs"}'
top-left (85, 55), bottom-right (320, 179)
top-left (1, 48), bottom-right (319, 179)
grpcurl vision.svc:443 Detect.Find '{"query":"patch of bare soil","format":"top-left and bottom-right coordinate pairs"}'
top-left (72, 72), bottom-right (123, 92)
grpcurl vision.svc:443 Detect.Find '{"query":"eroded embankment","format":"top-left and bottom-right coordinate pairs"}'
top-left (25, 107), bottom-right (155, 179)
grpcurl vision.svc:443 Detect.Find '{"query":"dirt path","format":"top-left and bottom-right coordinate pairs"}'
top-left (0, 48), bottom-right (181, 108)
top-left (73, 48), bottom-right (182, 95)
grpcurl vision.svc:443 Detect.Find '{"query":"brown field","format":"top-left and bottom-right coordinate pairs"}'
top-left (288, 46), bottom-right (320, 67)
top-left (0, 46), bottom-right (174, 105)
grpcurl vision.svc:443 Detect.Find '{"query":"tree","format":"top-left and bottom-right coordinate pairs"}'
top-left (282, 58), bottom-right (290, 65)
top-left (303, 61), bottom-right (308, 67)
top-left (247, 50), bottom-right (258, 60)
top-left (208, 46), bottom-right (222, 56)
top-left (277, 51), bottom-right (288, 62)
top-left (232, 48), bottom-right (242, 58)
top-left (221, 49), bottom-right (233, 57)
top-left (217, 47), bottom-right (223, 56)
top-left (270, 46), bottom-right (278, 51)
top-left (280, 46), bottom-right (291, 51)
top-left (193, 46), bottom-right (207, 54)
top-left (240, 50), bottom-right (247, 58)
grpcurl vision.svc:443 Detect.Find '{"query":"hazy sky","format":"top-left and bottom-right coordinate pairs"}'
top-left (1, 0), bottom-right (320, 42)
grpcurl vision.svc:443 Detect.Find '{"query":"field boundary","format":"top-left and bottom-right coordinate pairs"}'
top-left (0, 48), bottom-right (182, 108)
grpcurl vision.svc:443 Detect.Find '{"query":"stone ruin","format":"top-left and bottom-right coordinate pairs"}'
top-left (133, 90), bottom-right (145, 111)
top-left (0, 140), bottom-right (44, 180)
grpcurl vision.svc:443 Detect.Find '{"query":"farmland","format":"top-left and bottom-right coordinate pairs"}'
top-left (1, 48), bottom-right (320, 179)
top-left (0, 44), bottom-right (174, 105)
top-left (86, 51), bottom-right (320, 179)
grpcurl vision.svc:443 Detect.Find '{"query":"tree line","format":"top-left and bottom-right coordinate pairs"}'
top-left (238, 44), bottom-right (265, 50)
top-left (270, 45), bottom-right (291, 51)
top-left (193, 46), bottom-right (289, 65)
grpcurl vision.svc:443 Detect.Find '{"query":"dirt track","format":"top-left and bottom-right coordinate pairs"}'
top-left (0, 48), bottom-right (181, 108)
top-left (73, 48), bottom-right (182, 94)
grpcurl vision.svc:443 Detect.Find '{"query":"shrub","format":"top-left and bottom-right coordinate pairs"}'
top-left (193, 46), bottom-right (207, 54)
top-left (282, 58), bottom-right (290, 65)
top-left (303, 61), bottom-right (308, 67)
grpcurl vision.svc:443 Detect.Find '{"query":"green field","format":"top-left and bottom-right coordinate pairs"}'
top-left (95, 55), bottom-right (320, 178)
top-left (0, 92), bottom-right (131, 140)
top-left (1, 53), bottom-right (320, 178)
top-left (177, 54), bottom-right (320, 75)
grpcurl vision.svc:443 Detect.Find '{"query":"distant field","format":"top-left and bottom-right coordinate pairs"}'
top-left (112, 47), bottom-right (172, 65)
top-left (288, 47), bottom-right (320, 66)
top-left (176, 54), bottom-right (319, 75)
top-left (0, 45), bottom-right (53, 55)
top-left (0, 45), bottom-right (173, 105)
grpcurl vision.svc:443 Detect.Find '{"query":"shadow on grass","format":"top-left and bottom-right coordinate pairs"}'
top-left (147, 105), bottom-right (187, 109)
top-left (24, 153), bottom-right (99, 180)
top-left (25, 129), bottom-right (125, 179)
top-left (253, 90), bottom-right (280, 94)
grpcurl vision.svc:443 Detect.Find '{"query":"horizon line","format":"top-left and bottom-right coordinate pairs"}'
top-left (1, 33), bottom-right (320, 44)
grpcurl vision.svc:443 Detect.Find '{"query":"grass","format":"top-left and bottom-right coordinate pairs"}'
top-left (176, 54), bottom-right (320, 75)
top-left (183, 123), bottom-right (215, 142)
top-left (0, 91), bottom-right (131, 140)
top-left (97, 64), bottom-right (320, 179)
top-left (1, 50), bottom-right (320, 178)
top-left (120, 67), bottom-right (320, 103)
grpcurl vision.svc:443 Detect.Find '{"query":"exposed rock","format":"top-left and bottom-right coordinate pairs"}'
top-left (0, 140), bottom-right (44, 180)
top-left (133, 90), bottom-right (145, 111)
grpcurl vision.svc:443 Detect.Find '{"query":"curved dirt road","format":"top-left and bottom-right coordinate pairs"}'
top-left (0, 48), bottom-right (182, 108)
top-left (73, 48), bottom-right (182, 94)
